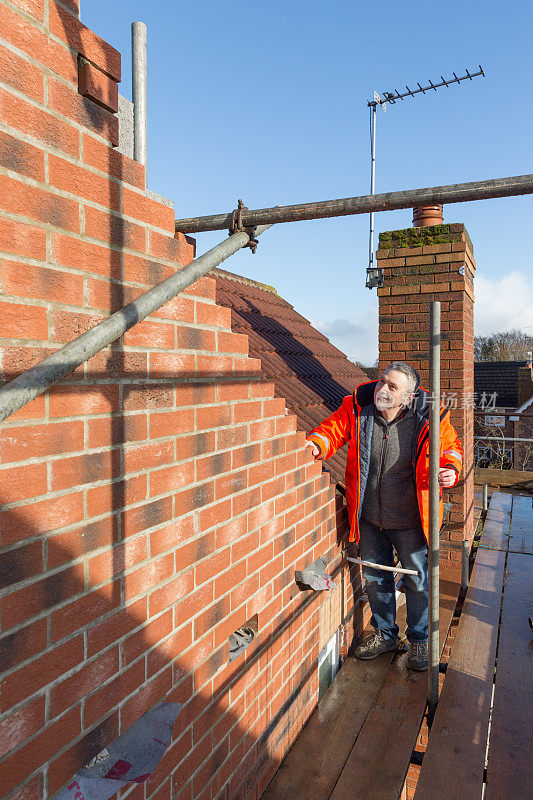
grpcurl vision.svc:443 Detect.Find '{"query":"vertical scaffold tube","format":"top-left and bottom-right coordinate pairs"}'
top-left (132, 22), bottom-right (148, 167)
top-left (428, 301), bottom-right (441, 726)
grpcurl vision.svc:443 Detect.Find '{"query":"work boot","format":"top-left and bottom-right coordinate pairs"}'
top-left (407, 641), bottom-right (428, 671)
top-left (354, 632), bottom-right (399, 660)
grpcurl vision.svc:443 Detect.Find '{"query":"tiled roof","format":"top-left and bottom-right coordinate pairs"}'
top-left (213, 268), bottom-right (369, 487)
top-left (474, 361), bottom-right (529, 409)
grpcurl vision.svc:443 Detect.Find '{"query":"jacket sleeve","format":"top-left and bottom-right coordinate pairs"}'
top-left (439, 408), bottom-right (463, 486)
top-left (306, 395), bottom-right (353, 460)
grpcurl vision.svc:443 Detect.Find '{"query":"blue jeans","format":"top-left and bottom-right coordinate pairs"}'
top-left (357, 518), bottom-right (428, 643)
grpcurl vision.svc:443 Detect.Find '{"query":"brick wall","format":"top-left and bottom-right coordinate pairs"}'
top-left (0, 3), bottom-right (360, 799)
top-left (376, 223), bottom-right (476, 577)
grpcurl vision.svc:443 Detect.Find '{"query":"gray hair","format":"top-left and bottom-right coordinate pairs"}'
top-left (383, 361), bottom-right (420, 396)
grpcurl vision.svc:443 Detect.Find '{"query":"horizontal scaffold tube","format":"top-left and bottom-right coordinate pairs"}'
top-left (175, 174), bottom-right (533, 233)
top-left (0, 225), bottom-right (271, 424)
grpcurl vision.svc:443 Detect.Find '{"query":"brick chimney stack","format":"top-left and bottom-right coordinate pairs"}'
top-left (376, 220), bottom-right (475, 578)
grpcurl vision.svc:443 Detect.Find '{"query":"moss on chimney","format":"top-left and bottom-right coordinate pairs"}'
top-left (378, 223), bottom-right (467, 249)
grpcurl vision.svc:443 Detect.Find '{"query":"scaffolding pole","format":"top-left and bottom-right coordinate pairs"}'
top-left (0, 226), bottom-right (271, 424)
top-left (175, 174), bottom-right (533, 233)
top-left (428, 301), bottom-right (441, 727)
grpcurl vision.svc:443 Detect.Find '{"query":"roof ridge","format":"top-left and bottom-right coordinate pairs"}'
top-left (212, 267), bottom-right (279, 296)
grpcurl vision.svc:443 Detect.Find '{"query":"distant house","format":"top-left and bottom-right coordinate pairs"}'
top-left (474, 360), bottom-right (533, 469)
top-left (213, 268), bottom-right (369, 490)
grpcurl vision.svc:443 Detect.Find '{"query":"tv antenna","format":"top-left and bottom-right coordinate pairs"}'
top-left (365, 66), bottom-right (485, 289)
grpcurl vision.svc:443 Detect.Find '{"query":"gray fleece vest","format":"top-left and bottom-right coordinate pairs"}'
top-left (360, 404), bottom-right (422, 530)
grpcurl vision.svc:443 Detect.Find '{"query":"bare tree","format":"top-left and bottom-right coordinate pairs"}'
top-left (474, 329), bottom-right (533, 362)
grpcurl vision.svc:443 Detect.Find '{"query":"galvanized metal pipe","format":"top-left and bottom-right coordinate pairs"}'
top-left (482, 483), bottom-right (488, 512)
top-left (175, 174), bottom-right (533, 233)
top-left (368, 103), bottom-right (377, 274)
top-left (347, 556), bottom-right (419, 577)
top-left (461, 540), bottom-right (470, 592)
top-left (428, 301), bottom-right (441, 727)
top-left (0, 226), bottom-right (271, 424)
top-left (132, 22), bottom-right (148, 167)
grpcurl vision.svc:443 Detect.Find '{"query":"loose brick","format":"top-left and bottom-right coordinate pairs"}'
top-left (78, 60), bottom-right (118, 113)
top-left (49, 2), bottom-right (121, 80)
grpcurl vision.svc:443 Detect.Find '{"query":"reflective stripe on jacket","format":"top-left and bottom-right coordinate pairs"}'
top-left (307, 380), bottom-right (463, 543)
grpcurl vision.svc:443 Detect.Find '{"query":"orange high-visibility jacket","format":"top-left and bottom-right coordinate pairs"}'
top-left (307, 380), bottom-right (463, 543)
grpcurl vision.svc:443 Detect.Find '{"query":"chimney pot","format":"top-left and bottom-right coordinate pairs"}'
top-left (412, 205), bottom-right (443, 227)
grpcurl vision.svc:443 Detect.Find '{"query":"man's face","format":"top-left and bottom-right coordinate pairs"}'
top-left (374, 369), bottom-right (413, 413)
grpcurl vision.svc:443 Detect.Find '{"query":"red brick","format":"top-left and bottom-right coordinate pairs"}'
top-left (196, 404), bottom-right (231, 430)
top-left (47, 713), bottom-right (120, 797)
top-left (79, 60), bottom-right (118, 113)
top-left (124, 440), bottom-right (174, 474)
top-left (1, 562), bottom-right (83, 629)
top-left (0, 172), bottom-right (79, 232)
top-left (122, 318), bottom-right (175, 349)
top-left (194, 597), bottom-right (230, 640)
top-left (0, 635), bottom-right (84, 709)
top-left (47, 516), bottom-right (117, 567)
top-left (148, 229), bottom-right (195, 265)
top-left (149, 351), bottom-right (195, 375)
top-left (148, 569), bottom-right (195, 617)
top-left (50, 384), bottom-right (119, 417)
top-left (0, 707), bottom-right (80, 796)
top-left (89, 535), bottom-right (148, 585)
top-left (176, 325), bottom-right (216, 351)
top-left (1, 260), bottom-right (83, 306)
top-left (50, 449), bottom-right (116, 491)
top-left (50, 309), bottom-right (104, 343)
top-left (198, 498), bottom-right (233, 531)
top-left (0, 130), bottom-right (44, 181)
top-left (121, 496), bottom-right (173, 539)
top-left (87, 410), bottom-right (148, 447)
top-left (122, 608), bottom-right (173, 665)
top-left (150, 409), bottom-right (195, 437)
top-left (123, 186), bottom-right (175, 230)
top-left (218, 330), bottom-right (249, 354)
top-left (149, 516), bottom-right (197, 556)
top-left (50, 646), bottom-right (120, 716)
top-left (0, 217), bottom-right (46, 262)
top-left (49, 2), bottom-right (121, 80)
top-left (175, 482), bottom-right (215, 516)
top-left (150, 460), bottom-right (195, 497)
top-left (87, 596), bottom-right (147, 657)
top-left (120, 663), bottom-right (173, 732)
top-left (84, 659), bottom-right (146, 727)
top-left (123, 384), bottom-right (174, 412)
top-left (83, 134), bottom-right (144, 189)
top-left (0, 42), bottom-right (43, 103)
top-left (0, 490), bottom-right (84, 545)
top-left (86, 474), bottom-right (147, 517)
top-left (84, 206), bottom-right (145, 251)
top-left (176, 383), bottom-right (216, 406)
top-left (0, 462), bottom-right (47, 503)
top-left (51, 232), bottom-right (121, 278)
top-left (50, 580), bottom-right (121, 641)
top-left (0, 540), bottom-right (42, 590)
top-left (49, 153), bottom-right (120, 210)
top-left (122, 252), bottom-right (175, 285)
top-left (196, 451), bottom-right (232, 481)
top-left (0, 617), bottom-right (47, 677)
top-left (196, 302), bottom-right (231, 328)
top-left (174, 431), bottom-right (216, 462)
top-left (0, 695), bottom-right (45, 760)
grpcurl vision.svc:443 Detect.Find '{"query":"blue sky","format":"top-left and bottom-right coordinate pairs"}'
top-left (84, 0), bottom-right (533, 364)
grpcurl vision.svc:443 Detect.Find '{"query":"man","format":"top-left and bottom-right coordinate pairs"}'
top-left (305, 362), bottom-right (462, 670)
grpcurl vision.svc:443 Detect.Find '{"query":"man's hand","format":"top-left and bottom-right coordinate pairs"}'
top-left (438, 468), bottom-right (456, 488)
top-left (304, 440), bottom-right (320, 458)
